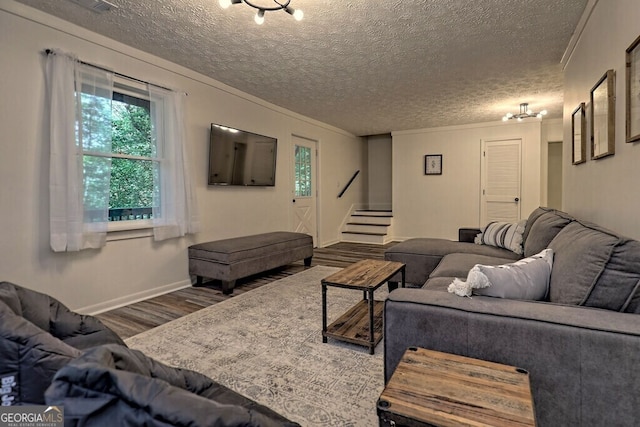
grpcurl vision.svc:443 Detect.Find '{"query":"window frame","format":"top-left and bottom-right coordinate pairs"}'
top-left (89, 78), bottom-right (159, 233)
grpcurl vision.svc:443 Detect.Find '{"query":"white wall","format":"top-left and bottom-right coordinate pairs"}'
top-left (563, 0), bottom-right (640, 239)
top-left (540, 118), bottom-right (563, 207)
top-left (392, 121), bottom-right (542, 241)
top-left (0, 2), bottom-right (365, 312)
top-left (367, 134), bottom-right (392, 210)
top-left (547, 142), bottom-right (563, 210)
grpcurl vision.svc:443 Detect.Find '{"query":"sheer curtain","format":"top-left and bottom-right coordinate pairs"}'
top-left (46, 51), bottom-right (113, 252)
top-left (149, 87), bottom-right (200, 241)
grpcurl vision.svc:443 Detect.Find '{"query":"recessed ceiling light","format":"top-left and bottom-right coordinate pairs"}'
top-left (67, 0), bottom-right (117, 13)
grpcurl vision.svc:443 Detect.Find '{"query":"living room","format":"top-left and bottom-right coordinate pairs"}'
top-left (0, 0), bottom-right (609, 314)
top-left (2, 0), bottom-right (640, 424)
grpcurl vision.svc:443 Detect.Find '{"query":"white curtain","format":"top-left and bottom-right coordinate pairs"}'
top-left (46, 51), bottom-right (113, 252)
top-left (149, 87), bottom-right (200, 240)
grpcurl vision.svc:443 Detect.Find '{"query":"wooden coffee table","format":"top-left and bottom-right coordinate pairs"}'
top-left (321, 259), bottom-right (405, 355)
top-left (378, 347), bottom-right (537, 426)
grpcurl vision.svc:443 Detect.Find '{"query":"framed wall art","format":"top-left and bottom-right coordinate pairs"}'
top-left (424, 154), bottom-right (442, 175)
top-left (572, 103), bottom-right (586, 165)
top-left (590, 69), bottom-right (616, 160)
top-left (626, 34), bottom-right (640, 143)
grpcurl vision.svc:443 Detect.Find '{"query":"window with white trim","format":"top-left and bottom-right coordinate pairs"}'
top-left (81, 81), bottom-right (159, 231)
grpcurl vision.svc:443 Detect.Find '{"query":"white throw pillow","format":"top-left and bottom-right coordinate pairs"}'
top-left (448, 248), bottom-right (554, 300)
top-left (474, 220), bottom-right (526, 255)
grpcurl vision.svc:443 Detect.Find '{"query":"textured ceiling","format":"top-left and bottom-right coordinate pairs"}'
top-left (15, 0), bottom-right (588, 136)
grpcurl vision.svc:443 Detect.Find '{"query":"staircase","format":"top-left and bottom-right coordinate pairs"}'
top-left (341, 209), bottom-right (393, 244)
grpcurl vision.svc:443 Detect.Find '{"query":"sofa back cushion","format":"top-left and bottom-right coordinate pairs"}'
top-left (521, 207), bottom-right (553, 245)
top-left (523, 208), bottom-right (573, 257)
top-left (548, 221), bottom-right (640, 312)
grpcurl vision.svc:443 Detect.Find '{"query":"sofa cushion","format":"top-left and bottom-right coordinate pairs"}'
top-left (475, 220), bottom-right (526, 255)
top-left (430, 253), bottom-right (519, 279)
top-left (386, 238), bottom-right (521, 260)
top-left (423, 277), bottom-right (457, 292)
top-left (523, 209), bottom-right (573, 257)
top-left (448, 249), bottom-right (553, 300)
top-left (521, 207), bottom-right (552, 246)
top-left (548, 221), bottom-right (640, 311)
top-left (385, 238), bottom-right (520, 286)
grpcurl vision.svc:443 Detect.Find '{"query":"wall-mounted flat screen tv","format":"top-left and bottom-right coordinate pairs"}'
top-left (208, 123), bottom-right (277, 186)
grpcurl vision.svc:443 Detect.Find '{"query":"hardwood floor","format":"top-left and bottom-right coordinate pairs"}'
top-left (96, 242), bottom-right (397, 339)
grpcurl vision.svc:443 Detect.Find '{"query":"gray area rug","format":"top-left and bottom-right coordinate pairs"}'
top-left (126, 266), bottom-right (388, 426)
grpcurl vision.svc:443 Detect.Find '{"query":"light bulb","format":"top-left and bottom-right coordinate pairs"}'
top-left (517, 117), bottom-right (523, 122)
top-left (285, 6), bottom-right (304, 21)
top-left (219, 0), bottom-right (231, 8)
top-left (502, 116), bottom-right (509, 122)
top-left (506, 112), bottom-right (513, 119)
top-left (526, 108), bottom-right (533, 115)
top-left (255, 9), bottom-right (265, 24)
top-left (540, 109), bottom-right (548, 116)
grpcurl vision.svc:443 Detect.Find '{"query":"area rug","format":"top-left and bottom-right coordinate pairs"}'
top-left (125, 266), bottom-right (389, 426)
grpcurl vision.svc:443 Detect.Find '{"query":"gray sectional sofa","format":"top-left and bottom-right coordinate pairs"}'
top-left (383, 207), bottom-right (640, 427)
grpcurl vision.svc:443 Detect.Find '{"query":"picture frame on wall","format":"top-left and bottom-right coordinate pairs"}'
top-left (590, 69), bottom-right (616, 160)
top-left (626, 34), bottom-right (640, 143)
top-left (424, 154), bottom-right (442, 175)
top-left (572, 103), bottom-right (586, 165)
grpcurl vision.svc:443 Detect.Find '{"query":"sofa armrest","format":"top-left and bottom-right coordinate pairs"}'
top-left (458, 227), bottom-right (480, 242)
top-left (384, 288), bottom-right (640, 427)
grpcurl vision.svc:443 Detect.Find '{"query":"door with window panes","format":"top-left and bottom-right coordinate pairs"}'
top-left (292, 136), bottom-right (317, 246)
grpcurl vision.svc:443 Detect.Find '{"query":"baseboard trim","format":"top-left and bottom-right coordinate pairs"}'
top-left (79, 279), bottom-right (192, 315)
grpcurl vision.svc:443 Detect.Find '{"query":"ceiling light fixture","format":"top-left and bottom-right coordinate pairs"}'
top-left (502, 103), bottom-right (548, 122)
top-left (219, 0), bottom-right (303, 25)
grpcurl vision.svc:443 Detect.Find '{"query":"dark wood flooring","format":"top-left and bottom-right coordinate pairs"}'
top-left (96, 242), bottom-right (397, 339)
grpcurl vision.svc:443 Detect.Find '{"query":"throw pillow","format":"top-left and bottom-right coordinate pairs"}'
top-left (448, 248), bottom-right (553, 300)
top-left (474, 220), bottom-right (526, 255)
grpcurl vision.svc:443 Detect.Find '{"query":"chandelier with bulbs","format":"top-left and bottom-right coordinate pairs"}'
top-left (502, 103), bottom-right (547, 122)
top-left (219, 0), bottom-right (303, 25)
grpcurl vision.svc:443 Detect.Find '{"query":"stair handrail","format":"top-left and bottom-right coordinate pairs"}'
top-left (337, 170), bottom-right (360, 198)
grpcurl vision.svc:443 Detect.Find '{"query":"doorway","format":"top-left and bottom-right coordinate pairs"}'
top-left (547, 141), bottom-right (563, 209)
top-left (480, 138), bottom-right (522, 224)
top-left (291, 135), bottom-right (318, 246)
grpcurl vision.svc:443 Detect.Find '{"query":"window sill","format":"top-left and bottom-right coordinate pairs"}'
top-left (107, 220), bottom-right (153, 241)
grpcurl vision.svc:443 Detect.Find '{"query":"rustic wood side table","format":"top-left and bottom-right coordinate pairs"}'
top-left (321, 259), bottom-right (405, 355)
top-left (377, 347), bottom-right (536, 426)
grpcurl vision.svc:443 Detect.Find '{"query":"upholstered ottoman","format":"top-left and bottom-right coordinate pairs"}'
top-left (188, 232), bottom-right (313, 294)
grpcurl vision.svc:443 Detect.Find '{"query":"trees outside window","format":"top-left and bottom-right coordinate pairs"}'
top-left (82, 89), bottom-right (159, 223)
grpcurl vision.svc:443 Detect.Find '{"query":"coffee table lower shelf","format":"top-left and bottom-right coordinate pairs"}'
top-left (323, 299), bottom-right (383, 350)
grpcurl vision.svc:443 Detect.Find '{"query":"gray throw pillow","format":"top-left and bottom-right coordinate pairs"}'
top-left (448, 249), bottom-right (553, 300)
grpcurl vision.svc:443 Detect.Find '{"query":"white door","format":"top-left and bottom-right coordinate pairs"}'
top-left (292, 136), bottom-right (318, 246)
top-left (480, 139), bottom-right (522, 224)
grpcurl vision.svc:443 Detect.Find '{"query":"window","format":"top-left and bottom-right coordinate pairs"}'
top-left (109, 89), bottom-right (158, 224)
top-left (81, 83), bottom-right (158, 229)
top-left (294, 144), bottom-right (312, 197)
top-left (47, 51), bottom-right (198, 252)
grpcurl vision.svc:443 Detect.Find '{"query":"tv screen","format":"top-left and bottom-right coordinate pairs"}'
top-left (208, 124), bottom-right (277, 186)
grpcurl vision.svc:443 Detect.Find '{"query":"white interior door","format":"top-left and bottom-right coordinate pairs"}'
top-left (481, 139), bottom-right (522, 225)
top-left (292, 136), bottom-right (318, 246)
